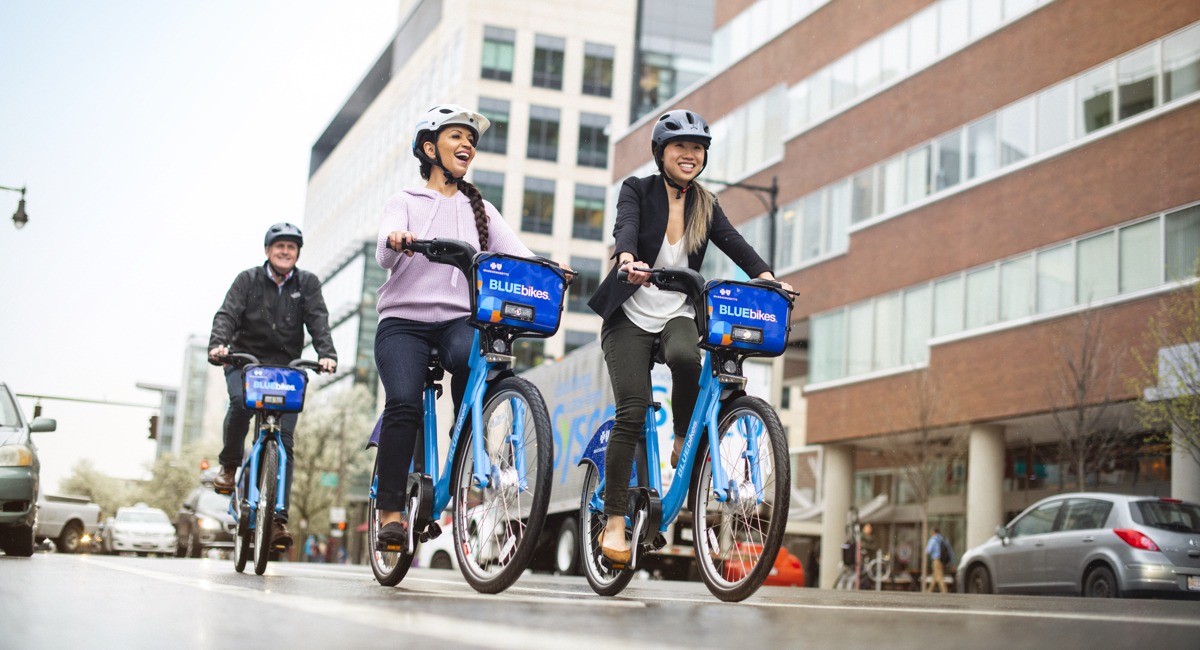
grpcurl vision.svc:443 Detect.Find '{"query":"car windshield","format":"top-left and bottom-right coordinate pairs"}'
top-left (0, 388), bottom-right (20, 427)
top-left (1133, 500), bottom-right (1200, 533)
top-left (117, 510), bottom-right (170, 524)
top-left (198, 491), bottom-right (230, 512)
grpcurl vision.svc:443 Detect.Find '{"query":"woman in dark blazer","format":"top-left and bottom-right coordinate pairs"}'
top-left (585, 109), bottom-right (790, 565)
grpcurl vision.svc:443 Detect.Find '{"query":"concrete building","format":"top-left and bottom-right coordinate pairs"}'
top-left (611, 0), bottom-right (1200, 587)
top-left (301, 0), bottom-right (657, 397)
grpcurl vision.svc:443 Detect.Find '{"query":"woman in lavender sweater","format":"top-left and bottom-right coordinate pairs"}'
top-left (372, 104), bottom-right (537, 546)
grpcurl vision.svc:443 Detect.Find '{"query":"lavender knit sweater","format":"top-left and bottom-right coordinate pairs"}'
top-left (375, 188), bottom-right (533, 323)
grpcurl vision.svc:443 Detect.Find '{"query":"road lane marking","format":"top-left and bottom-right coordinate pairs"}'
top-left (82, 557), bottom-right (667, 649)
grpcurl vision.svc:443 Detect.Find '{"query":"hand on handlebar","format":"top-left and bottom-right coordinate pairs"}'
top-left (387, 230), bottom-right (415, 256)
top-left (318, 358), bottom-right (337, 374)
top-left (208, 345), bottom-right (230, 366)
top-left (619, 259), bottom-right (652, 287)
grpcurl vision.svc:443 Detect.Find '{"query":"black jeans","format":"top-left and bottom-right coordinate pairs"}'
top-left (374, 317), bottom-right (474, 512)
top-left (219, 366), bottom-right (298, 522)
top-left (600, 309), bottom-right (701, 517)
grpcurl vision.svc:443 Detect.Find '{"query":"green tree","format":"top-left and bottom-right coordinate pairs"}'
top-left (133, 444), bottom-right (212, 515)
top-left (1134, 280), bottom-right (1200, 468)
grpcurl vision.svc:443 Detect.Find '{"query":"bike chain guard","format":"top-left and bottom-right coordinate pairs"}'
top-left (624, 487), bottom-right (662, 572)
top-left (407, 473), bottom-right (435, 552)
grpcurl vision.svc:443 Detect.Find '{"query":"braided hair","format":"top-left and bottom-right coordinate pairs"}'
top-left (417, 132), bottom-right (490, 251)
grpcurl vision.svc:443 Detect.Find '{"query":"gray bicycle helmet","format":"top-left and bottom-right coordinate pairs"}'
top-left (264, 222), bottom-right (303, 248)
top-left (651, 109), bottom-right (712, 194)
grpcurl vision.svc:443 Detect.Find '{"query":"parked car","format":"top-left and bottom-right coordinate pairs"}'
top-left (0, 382), bottom-right (56, 557)
top-left (103, 503), bottom-right (177, 557)
top-left (957, 492), bottom-right (1200, 598)
top-left (723, 542), bottom-right (806, 587)
top-left (175, 486), bottom-right (236, 558)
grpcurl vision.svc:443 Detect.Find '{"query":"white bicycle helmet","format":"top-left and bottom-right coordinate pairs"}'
top-left (411, 104), bottom-right (490, 159)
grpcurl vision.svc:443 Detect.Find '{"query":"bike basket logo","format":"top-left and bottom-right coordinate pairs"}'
top-left (719, 288), bottom-right (732, 296)
top-left (489, 261), bottom-right (502, 271)
top-left (251, 379), bottom-right (297, 392)
top-left (717, 304), bottom-right (778, 322)
top-left (489, 278), bottom-right (549, 300)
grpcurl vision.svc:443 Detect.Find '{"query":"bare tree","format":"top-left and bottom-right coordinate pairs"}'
top-left (1046, 307), bottom-right (1126, 492)
top-left (882, 370), bottom-right (964, 589)
top-left (1134, 278), bottom-right (1200, 467)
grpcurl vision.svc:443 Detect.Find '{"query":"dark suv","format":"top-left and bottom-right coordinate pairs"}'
top-left (0, 383), bottom-right (56, 557)
top-left (175, 485), bottom-right (236, 558)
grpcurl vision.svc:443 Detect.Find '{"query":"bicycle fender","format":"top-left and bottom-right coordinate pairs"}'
top-left (364, 414), bottom-right (383, 450)
top-left (578, 419), bottom-right (614, 475)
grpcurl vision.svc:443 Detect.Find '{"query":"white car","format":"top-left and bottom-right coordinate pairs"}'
top-left (103, 504), bottom-right (177, 557)
top-left (415, 510), bottom-right (457, 570)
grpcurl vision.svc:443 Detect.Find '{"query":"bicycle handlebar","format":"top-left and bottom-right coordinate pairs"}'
top-left (619, 267), bottom-right (797, 301)
top-left (211, 353), bottom-right (328, 373)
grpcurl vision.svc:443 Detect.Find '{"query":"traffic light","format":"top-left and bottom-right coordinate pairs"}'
top-left (200, 459), bottom-right (210, 471)
top-left (336, 521), bottom-right (347, 532)
top-left (33, 404), bottom-right (42, 418)
top-left (148, 415), bottom-right (159, 440)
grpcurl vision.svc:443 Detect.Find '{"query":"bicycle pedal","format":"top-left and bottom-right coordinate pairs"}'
top-left (425, 522), bottom-right (442, 541)
top-left (598, 556), bottom-right (627, 572)
top-left (376, 541), bottom-right (406, 553)
top-left (213, 486), bottom-right (233, 496)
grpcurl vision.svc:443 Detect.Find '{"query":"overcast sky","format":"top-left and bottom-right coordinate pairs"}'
top-left (0, 1), bottom-right (401, 492)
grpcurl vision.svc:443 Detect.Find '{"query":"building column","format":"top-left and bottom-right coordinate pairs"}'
top-left (966, 424), bottom-right (1005, 550)
top-left (1172, 423), bottom-right (1200, 503)
top-left (819, 443), bottom-right (854, 589)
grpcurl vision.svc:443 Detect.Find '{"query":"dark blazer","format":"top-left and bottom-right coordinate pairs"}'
top-left (587, 174), bottom-right (772, 321)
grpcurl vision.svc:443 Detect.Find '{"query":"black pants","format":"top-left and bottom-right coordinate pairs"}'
top-left (373, 317), bottom-right (474, 512)
top-left (219, 366), bottom-right (297, 522)
top-left (600, 309), bottom-right (701, 517)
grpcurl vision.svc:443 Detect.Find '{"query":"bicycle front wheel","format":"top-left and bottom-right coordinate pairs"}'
top-left (690, 395), bottom-right (790, 602)
top-left (232, 476), bottom-right (251, 573)
top-left (451, 376), bottom-right (552, 594)
top-left (578, 464), bottom-right (634, 596)
top-left (367, 455), bottom-right (414, 586)
top-left (253, 439), bottom-right (278, 576)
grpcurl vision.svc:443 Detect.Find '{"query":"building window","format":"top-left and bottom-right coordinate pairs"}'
top-left (481, 26), bottom-right (515, 82)
top-left (527, 105), bottom-right (560, 162)
top-left (934, 132), bottom-right (962, 191)
top-left (850, 169), bottom-right (876, 224)
top-left (1077, 63), bottom-right (1114, 136)
top-left (1036, 82), bottom-right (1072, 154)
top-left (583, 42), bottom-right (615, 97)
top-left (513, 340), bottom-right (545, 374)
top-left (521, 177), bottom-right (555, 235)
top-left (999, 255), bottom-right (1033, 321)
top-left (1166, 205), bottom-right (1200, 282)
top-left (1117, 45), bottom-right (1158, 121)
top-left (998, 98), bottom-right (1033, 166)
top-left (572, 184), bottom-right (606, 241)
top-left (564, 330), bottom-right (597, 354)
top-left (1036, 244), bottom-right (1073, 314)
top-left (1164, 24), bottom-right (1200, 102)
top-left (965, 266), bottom-right (998, 330)
top-left (477, 97), bottom-right (509, 155)
top-left (1076, 232), bottom-right (1117, 304)
top-left (577, 112), bottom-right (610, 168)
top-left (532, 34), bottom-right (565, 90)
top-left (902, 286), bottom-right (931, 365)
top-left (1119, 219), bottom-right (1159, 293)
top-left (567, 257), bottom-right (602, 313)
top-left (933, 276), bottom-right (964, 337)
top-left (472, 170), bottom-right (505, 215)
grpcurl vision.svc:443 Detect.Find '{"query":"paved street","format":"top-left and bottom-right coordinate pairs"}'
top-left (3, 553), bottom-right (1199, 649)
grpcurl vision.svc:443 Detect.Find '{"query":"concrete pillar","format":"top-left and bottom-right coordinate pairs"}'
top-left (966, 424), bottom-right (1005, 550)
top-left (819, 444), bottom-right (854, 589)
top-left (1172, 423), bottom-right (1200, 503)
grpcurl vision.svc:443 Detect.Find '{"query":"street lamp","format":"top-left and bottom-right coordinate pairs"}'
top-left (705, 176), bottom-right (778, 267)
top-left (1, 184), bottom-right (29, 229)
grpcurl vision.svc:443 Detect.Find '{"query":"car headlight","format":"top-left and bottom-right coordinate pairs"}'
top-left (198, 517), bottom-right (222, 531)
top-left (0, 444), bottom-right (34, 467)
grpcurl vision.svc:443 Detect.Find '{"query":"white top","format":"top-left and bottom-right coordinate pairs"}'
top-left (621, 234), bottom-right (694, 333)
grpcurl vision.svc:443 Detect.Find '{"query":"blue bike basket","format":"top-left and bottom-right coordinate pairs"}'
top-left (703, 280), bottom-right (792, 356)
top-left (243, 366), bottom-right (308, 413)
top-left (473, 252), bottom-right (568, 336)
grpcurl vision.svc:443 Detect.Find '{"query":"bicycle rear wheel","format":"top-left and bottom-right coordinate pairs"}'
top-left (690, 395), bottom-right (790, 602)
top-left (367, 455), bottom-right (414, 586)
top-left (451, 376), bottom-right (552, 594)
top-left (579, 464), bottom-right (635, 596)
top-left (253, 439), bottom-right (279, 576)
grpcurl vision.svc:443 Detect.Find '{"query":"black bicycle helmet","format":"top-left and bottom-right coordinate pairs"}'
top-left (264, 222), bottom-right (303, 248)
top-left (651, 109), bottom-right (712, 196)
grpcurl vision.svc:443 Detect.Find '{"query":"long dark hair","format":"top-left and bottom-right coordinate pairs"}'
top-left (417, 132), bottom-right (490, 251)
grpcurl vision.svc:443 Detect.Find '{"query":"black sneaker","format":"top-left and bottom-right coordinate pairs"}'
top-left (376, 521), bottom-right (408, 552)
top-left (271, 520), bottom-right (293, 548)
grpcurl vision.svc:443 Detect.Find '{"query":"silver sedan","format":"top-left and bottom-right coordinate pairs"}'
top-left (957, 492), bottom-right (1200, 598)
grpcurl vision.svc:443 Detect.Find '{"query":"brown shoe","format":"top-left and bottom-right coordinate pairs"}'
top-left (599, 528), bottom-right (630, 567)
top-left (271, 520), bottom-right (293, 548)
top-left (213, 466), bottom-right (237, 494)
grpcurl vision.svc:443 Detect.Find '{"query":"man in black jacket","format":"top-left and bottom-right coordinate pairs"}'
top-left (208, 222), bottom-right (337, 548)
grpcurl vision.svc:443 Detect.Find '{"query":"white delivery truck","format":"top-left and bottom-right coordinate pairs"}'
top-left (522, 340), bottom-right (773, 579)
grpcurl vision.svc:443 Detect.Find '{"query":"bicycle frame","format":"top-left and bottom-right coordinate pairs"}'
top-left (586, 349), bottom-right (767, 536)
top-left (229, 414), bottom-right (289, 526)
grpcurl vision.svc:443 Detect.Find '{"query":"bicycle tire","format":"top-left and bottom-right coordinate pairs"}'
top-left (450, 375), bottom-right (552, 594)
top-left (253, 439), bottom-right (278, 576)
top-left (578, 464), bottom-right (635, 596)
top-left (689, 395), bottom-right (790, 602)
top-left (233, 479), bottom-right (251, 573)
top-left (367, 454), bottom-right (414, 586)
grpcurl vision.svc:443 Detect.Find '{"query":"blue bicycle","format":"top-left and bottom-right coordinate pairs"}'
top-left (578, 267), bottom-right (794, 602)
top-left (213, 353), bottom-right (321, 576)
top-left (365, 238), bottom-right (571, 594)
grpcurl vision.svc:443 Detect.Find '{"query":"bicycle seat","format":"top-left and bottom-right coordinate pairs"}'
top-left (428, 347), bottom-right (442, 369)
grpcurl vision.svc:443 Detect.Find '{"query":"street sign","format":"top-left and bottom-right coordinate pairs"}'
top-left (329, 506), bottom-right (346, 523)
top-left (320, 472), bottom-right (338, 487)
